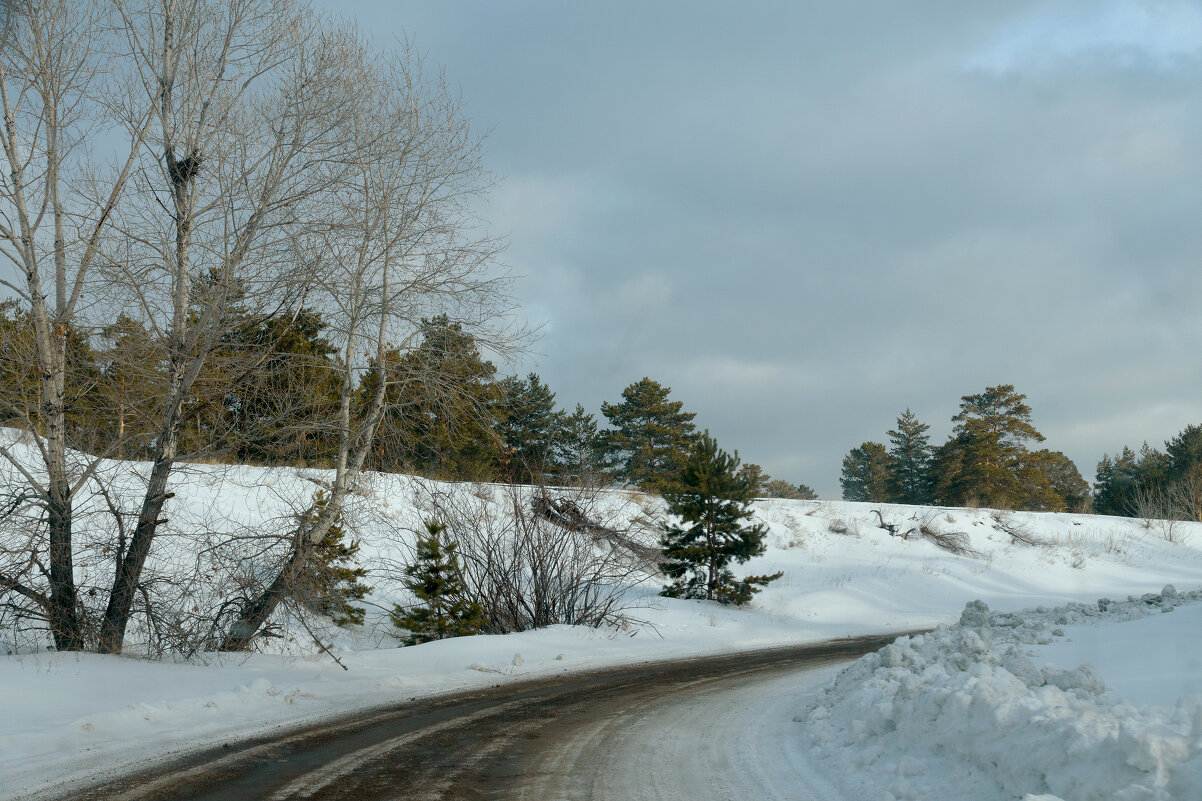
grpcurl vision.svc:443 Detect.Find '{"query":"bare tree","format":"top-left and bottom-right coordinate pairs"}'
top-left (0, 3), bottom-right (516, 656)
top-left (0, 0), bottom-right (149, 650)
top-left (93, 0), bottom-right (369, 654)
top-left (218, 39), bottom-right (515, 651)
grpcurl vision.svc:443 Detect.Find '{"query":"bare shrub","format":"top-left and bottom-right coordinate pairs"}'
top-left (870, 509), bottom-right (900, 536)
top-left (917, 526), bottom-right (977, 558)
top-left (868, 507), bottom-right (980, 558)
top-left (409, 482), bottom-right (656, 634)
top-left (912, 510), bottom-right (980, 557)
top-left (990, 511), bottom-right (1043, 546)
top-left (1133, 482), bottom-right (1199, 543)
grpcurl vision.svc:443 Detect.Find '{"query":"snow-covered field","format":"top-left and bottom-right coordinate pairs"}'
top-left (4, 433), bottom-right (1202, 799)
top-left (801, 588), bottom-right (1202, 801)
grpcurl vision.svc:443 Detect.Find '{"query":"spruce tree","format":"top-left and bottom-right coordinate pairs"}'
top-left (659, 433), bottom-right (781, 605)
top-left (391, 521), bottom-right (485, 645)
top-left (886, 409), bottom-right (932, 504)
top-left (840, 442), bottom-right (893, 501)
top-left (601, 377), bottom-right (697, 493)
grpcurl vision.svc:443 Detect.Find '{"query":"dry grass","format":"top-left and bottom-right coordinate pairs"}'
top-left (1040, 528), bottom-right (1135, 568)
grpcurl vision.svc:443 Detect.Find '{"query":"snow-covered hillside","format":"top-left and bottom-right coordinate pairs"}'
top-left (4, 432), bottom-right (1202, 799)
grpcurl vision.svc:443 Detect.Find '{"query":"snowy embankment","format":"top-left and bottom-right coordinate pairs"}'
top-left (4, 428), bottom-right (1202, 799)
top-left (801, 588), bottom-right (1202, 801)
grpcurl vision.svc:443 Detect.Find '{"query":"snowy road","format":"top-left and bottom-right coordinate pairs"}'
top-left (513, 662), bottom-right (848, 801)
top-left (54, 635), bottom-right (899, 801)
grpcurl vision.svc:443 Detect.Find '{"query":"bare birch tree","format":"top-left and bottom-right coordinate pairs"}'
top-left (219, 40), bottom-right (514, 650)
top-left (93, 0), bottom-right (366, 653)
top-left (0, 2), bottom-right (514, 656)
top-left (0, 0), bottom-right (148, 650)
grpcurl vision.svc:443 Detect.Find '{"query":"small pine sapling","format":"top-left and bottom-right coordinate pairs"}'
top-left (298, 492), bottom-right (371, 626)
top-left (659, 432), bottom-right (782, 605)
top-left (391, 520), bottom-right (485, 645)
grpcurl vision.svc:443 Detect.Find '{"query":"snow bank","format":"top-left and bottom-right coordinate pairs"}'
top-left (801, 588), bottom-right (1202, 801)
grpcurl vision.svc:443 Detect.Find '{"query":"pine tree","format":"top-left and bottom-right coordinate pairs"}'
top-left (936, 384), bottom-right (1046, 508)
top-left (762, 479), bottom-right (819, 500)
top-left (1094, 447), bottom-right (1140, 515)
top-left (659, 433), bottom-right (781, 605)
top-left (742, 464), bottom-right (819, 500)
top-left (739, 463), bottom-right (768, 495)
top-left (840, 441), bottom-right (893, 501)
top-left (1166, 425), bottom-right (1202, 486)
top-left (601, 377), bottom-right (697, 493)
top-left (494, 373), bottom-right (563, 483)
top-left (1018, 449), bottom-right (1089, 512)
top-left (94, 313), bottom-right (163, 457)
top-left (208, 308), bottom-right (342, 466)
top-left (552, 403), bottom-right (612, 485)
top-left (1136, 442), bottom-right (1172, 490)
top-left (364, 316), bottom-right (504, 480)
top-left (391, 521), bottom-right (485, 645)
top-left (0, 299), bottom-right (105, 448)
top-left (296, 492), bottom-right (371, 627)
top-left (886, 409), bottom-right (932, 504)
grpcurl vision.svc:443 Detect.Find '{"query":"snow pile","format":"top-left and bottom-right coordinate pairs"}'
top-left (802, 587), bottom-right (1202, 801)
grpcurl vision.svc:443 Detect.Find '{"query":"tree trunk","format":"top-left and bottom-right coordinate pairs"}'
top-left (219, 531), bottom-right (312, 652)
top-left (96, 422), bottom-right (180, 653)
top-left (39, 319), bottom-right (84, 649)
top-left (46, 492), bottom-right (84, 651)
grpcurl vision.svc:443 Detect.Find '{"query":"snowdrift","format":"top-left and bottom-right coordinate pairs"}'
top-left (802, 589), bottom-right (1202, 801)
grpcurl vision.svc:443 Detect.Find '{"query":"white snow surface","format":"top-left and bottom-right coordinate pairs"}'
top-left (4, 429), bottom-right (1202, 799)
top-left (1030, 600), bottom-right (1202, 708)
top-left (801, 588), bottom-right (1202, 801)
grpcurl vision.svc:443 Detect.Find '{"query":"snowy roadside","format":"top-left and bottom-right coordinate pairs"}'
top-left (6, 429), bottom-right (1202, 800)
top-left (6, 498), bottom-right (1202, 801)
top-left (0, 595), bottom-right (902, 801)
top-left (800, 586), bottom-right (1202, 801)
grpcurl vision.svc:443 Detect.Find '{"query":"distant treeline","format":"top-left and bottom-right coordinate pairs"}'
top-left (0, 302), bottom-right (813, 499)
top-left (840, 383), bottom-right (1202, 520)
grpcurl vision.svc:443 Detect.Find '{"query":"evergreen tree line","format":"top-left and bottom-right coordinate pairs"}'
top-left (0, 302), bottom-right (814, 497)
top-left (1094, 425), bottom-right (1202, 521)
top-left (840, 385), bottom-right (1090, 512)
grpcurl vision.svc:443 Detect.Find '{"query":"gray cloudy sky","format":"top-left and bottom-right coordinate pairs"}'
top-left (334, 0), bottom-right (1202, 496)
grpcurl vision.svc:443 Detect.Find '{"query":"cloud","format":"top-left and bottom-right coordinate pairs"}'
top-left (967, 0), bottom-right (1202, 75)
top-left (334, 1), bottom-right (1202, 496)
